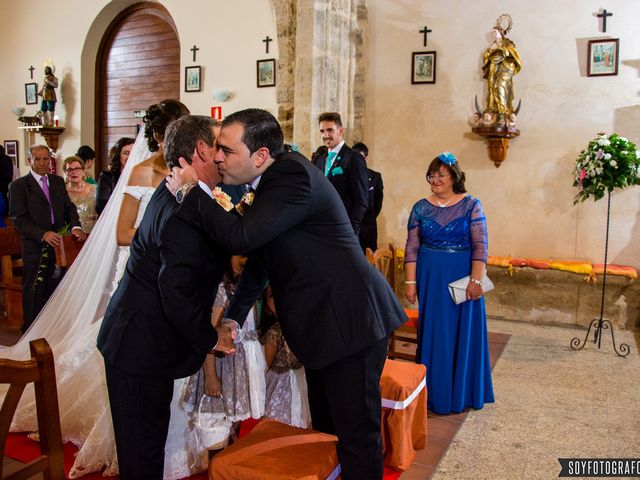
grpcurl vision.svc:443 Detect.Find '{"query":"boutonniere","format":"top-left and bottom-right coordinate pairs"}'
top-left (212, 187), bottom-right (234, 211)
top-left (331, 166), bottom-right (344, 176)
top-left (235, 190), bottom-right (255, 216)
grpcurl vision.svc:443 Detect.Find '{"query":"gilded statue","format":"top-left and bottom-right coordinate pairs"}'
top-left (481, 14), bottom-right (521, 121)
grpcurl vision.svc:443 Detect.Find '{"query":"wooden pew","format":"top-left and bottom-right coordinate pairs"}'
top-left (54, 235), bottom-right (85, 268)
top-left (0, 227), bottom-right (23, 327)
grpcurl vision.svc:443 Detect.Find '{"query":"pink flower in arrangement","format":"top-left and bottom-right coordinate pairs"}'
top-left (579, 169), bottom-right (587, 186)
top-left (595, 149), bottom-right (605, 160)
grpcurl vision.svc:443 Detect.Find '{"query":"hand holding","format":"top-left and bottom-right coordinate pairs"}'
top-left (166, 157), bottom-right (199, 196)
top-left (42, 231), bottom-right (62, 247)
top-left (466, 281), bottom-right (483, 301)
top-left (204, 373), bottom-right (222, 397)
top-left (404, 284), bottom-right (417, 304)
top-left (71, 229), bottom-right (87, 242)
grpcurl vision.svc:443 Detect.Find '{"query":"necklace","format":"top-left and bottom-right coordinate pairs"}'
top-left (68, 181), bottom-right (85, 193)
top-left (434, 195), bottom-right (454, 208)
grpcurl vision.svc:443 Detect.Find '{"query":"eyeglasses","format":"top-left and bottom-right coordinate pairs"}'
top-left (65, 167), bottom-right (84, 172)
top-left (427, 173), bottom-right (451, 183)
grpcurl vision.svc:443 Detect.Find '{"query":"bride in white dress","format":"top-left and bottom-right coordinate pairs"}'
top-left (0, 100), bottom-right (206, 479)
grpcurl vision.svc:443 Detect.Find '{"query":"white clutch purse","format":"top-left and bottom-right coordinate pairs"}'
top-left (447, 274), bottom-right (494, 305)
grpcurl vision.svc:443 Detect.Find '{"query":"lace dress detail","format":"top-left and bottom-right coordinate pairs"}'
top-left (182, 283), bottom-right (266, 424)
top-left (404, 195), bottom-right (488, 263)
top-left (262, 323), bottom-right (311, 428)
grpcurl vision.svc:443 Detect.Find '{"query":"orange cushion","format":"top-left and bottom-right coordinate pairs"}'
top-left (510, 257), bottom-right (529, 267)
top-left (549, 260), bottom-right (592, 275)
top-left (487, 255), bottom-right (512, 267)
top-left (525, 259), bottom-right (552, 269)
top-left (209, 420), bottom-right (339, 480)
top-left (403, 308), bottom-right (419, 329)
top-left (380, 359), bottom-right (427, 472)
top-left (593, 264), bottom-right (638, 280)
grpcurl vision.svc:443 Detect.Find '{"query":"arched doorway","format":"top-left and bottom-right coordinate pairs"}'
top-left (95, 2), bottom-right (180, 170)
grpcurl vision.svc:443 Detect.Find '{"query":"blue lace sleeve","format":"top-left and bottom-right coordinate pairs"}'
top-left (404, 203), bottom-right (421, 263)
top-left (469, 198), bottom-right (488, 263)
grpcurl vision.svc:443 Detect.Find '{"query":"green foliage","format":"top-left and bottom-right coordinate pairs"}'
top-left (573, 133), bottom-right (640, 203)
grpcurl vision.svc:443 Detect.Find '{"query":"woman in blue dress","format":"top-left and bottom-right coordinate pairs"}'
top-left (404, 152), bottom-right (494, 414)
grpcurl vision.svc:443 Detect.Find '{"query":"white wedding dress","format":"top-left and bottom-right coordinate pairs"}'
top-left (1, 132), bottom-right (208, 479)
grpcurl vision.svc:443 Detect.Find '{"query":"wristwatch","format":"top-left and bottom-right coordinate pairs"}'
top-left (176, 182), bottom-right (198, 204)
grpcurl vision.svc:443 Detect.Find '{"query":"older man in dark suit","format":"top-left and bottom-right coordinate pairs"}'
top-left (97, 116), bottom-right (236, 479)
top-left (313, 112), bottom-right (369, 236)
top-left (168, 109), bottom-right (407, 480)
top-left (9, 144), bottom-right (86, 332)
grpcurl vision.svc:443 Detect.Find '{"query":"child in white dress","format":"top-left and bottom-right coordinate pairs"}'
top-left (182, 267), bottom-right (266, 442)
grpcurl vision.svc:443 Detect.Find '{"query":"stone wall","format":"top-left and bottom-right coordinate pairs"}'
top-left (484, 266), bottom-right (640, 330)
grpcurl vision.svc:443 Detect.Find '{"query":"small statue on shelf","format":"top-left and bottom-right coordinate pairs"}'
top-left (37, 60), bottom-right (59, 127)
top-left (470, 14), bottom-right (522, 167)
top-left (481, 14), bottom-right (521, 126)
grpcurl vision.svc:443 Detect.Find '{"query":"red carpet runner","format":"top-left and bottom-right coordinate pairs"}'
top-left (4, 418), bottom-right (401, 479)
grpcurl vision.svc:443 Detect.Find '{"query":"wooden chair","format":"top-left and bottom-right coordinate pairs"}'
top-left (388, 308), bottom-right (419, 361)
top-left (54, 235), bottom-right (86, 268)
top-left (0, 228), bottom-right (23, 327)
top-left (367, 246), bottom-right (395, 290)
top-left (0, 338), bottom-right (65, 480)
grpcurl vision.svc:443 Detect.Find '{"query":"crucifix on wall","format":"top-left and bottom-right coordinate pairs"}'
top-left (419, 26), bottom-right (432, 47)
top-left (190, 45), bottom-right (199, 62)
top-left (596, 9), bottom-right (613, 32)
top-left (28, 65), bottom-right (35, 79)
top-left (262, 35), bottom-right (272, 54)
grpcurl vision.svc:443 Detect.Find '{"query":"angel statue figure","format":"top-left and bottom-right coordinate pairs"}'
top-left (37, 60), bottom-right (59, 127)
top-left (482, 14), bottom-right (521, 123)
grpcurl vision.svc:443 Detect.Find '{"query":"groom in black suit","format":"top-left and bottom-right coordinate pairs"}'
top-left (168, 109), bottom-right (407, 480)
top-left (97, 116), bottom-right (236, 480)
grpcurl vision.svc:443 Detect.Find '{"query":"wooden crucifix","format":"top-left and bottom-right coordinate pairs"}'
top-left (28, 65), bottom-right (35, 79)
top-left (419, 26), bottom-right (432, 47)
top-left (596, 9), bottom-right (613, 32)
top-left (190, 45), bottom-right (199, 62)
top-left (262, 36), bottom-right (273, 54)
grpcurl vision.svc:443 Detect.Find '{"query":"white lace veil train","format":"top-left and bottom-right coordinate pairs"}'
top-left (0, 129), bottom-right (151, 383)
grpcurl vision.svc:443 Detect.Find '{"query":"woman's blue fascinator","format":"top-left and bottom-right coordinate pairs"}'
top-left (437, 152), bottom-right (457, 165)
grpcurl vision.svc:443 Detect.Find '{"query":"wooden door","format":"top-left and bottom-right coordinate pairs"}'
top-left (96, 3), bottom-right (180, 170)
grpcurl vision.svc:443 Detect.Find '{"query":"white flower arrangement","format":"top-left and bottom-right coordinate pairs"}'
top-left (573, 133), bottom-right (640, 203)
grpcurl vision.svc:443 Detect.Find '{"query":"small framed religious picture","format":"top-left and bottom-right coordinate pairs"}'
top-left (4, 140), bottom-right (19, 167)
top-left (257, 59), bottom-right (276, 88)
top-left (411, 51), bottom-right (436, 84)
top-left (25, 83), bottom-right (38, 104)
top-left (587, 39), bottom-right (619, 77)
top-left (185, 66), bottom-right (202, 92)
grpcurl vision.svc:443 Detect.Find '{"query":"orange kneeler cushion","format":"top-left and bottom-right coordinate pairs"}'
top-left (209, 420), bottom-right (339, 480)
top-left (593, 264), bottom-right (638, 280)
top-left (380, 359), bottom-right (427, 472)
top-left (549, 260), bottom-right (593, 275)
top-left (487, 255), bottom-right (512, 267)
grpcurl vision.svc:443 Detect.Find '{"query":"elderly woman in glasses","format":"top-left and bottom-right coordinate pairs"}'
top-left (403, 152), bottom-right (494, 414)
top-left (64, 156), bottom-right (97, 233)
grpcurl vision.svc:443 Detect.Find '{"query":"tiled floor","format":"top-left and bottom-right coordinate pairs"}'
top-left (397, 331), bottom-right (510, 479)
